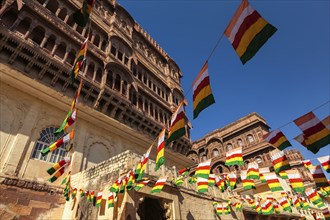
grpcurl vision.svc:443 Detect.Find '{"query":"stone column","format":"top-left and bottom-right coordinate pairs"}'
top-left (63, 45), bottom-right (72, 63)
top-left (2, 104), bottom-right (40, 176)
top-left (51, 38), bottom-right (61, 56)
top-left (39, 33), bottom-right (50, 48)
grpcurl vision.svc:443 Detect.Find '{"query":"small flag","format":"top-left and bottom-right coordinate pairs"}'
top-left (309, 165), bottom-right (330, 188)
top-left (263, 129), bottom-right (291, 150)
top-left (286, 169), bottom-right (305, 193)
top-left (317, 155), bottom-right (330, 173)
top-left (259, 167), bottom-right (270, 183)
top-left (73, 0), bottom-right (95, 27)
top-left (155, 128), bottom-right (166, 171)
top-left (241, 171), bottom-right (256, 190)
top-left (224, 0), bottom-right (277, 64)
top-left (166, 101), bottom-right (187, 145)
top-left (270, 149), bottom-right (291, 173)
top-left (48, 165), bottom-right (67, 183)
top-left (134, 179), bottom-right (150, 191)
top-left (301, 160), bottom-right (313, 171)
top-left (294, 112), bottom-right (330, 154)
top-left (47, 156), bottom-right (71, 175)
top-left (192, 61), bottom-right (215, 119)
top-left (79, 189), bottom-right (85, 197)
top-left (55, 110), bottom-right (71, 134)
top-left (277, 197), bottom-right (292, 212)
top-left (261, 200), bottom-right (274, 215)
top-left (195, 159), bottom-right (211, 179)
top-left (41, 129), bottom-right (74, 156)
top-left (108, 192), bottom-right (114, 208)
top-left (110, 178), bottom-right (122, 193)
top-left (225, 147), bottom-right (244, 166)
top-left (151, 177), bottom-right (167, 193)
top-left (263, 172), bottom-right (283, 192)
top-left (247, 161), bottom-right (259, 180)
top-left (208, 174), bottom-right (216, 187)
top-left (71, 39), bottom-right (88, 82)
top-left (126, 170), bottom-right (135, 190)
top-left (61, 171), bottom-right (71, 185)
top-left (96, 191), bottom-right (102, 208)
top-left (278, 171), bottom-right (288, 179)
top-left (136, 145), bottom-right (152, 181)
top-left (197, 177), bottom-right (209, 193)
top-left (71, 80), bottom-right (82, 112)
top-left (227, 173), bottom-right (237, 190)
top-left (175, 176), bottom-right (184, 186)
top-left (178, 167), bottom-right (190, 176)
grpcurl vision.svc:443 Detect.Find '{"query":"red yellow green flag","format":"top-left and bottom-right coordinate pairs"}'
top-left (166, 101), bottom-right (187, 145)
top-left (270, 149), bottom-right (291, 173)
top-left (195, 159), bottom-right (211, 179)
top-left (137, 145), bottom-right (152, 181)
top-left (96, 191), bottom-right (103, 208)
top-left (224, 0), bottom-right (277, 64)
top-left (48, 165), bottom-right (67, 183)
top-left (41, 129), bottom-right (74, 156)
top-left (110, 178), bottom-right (122, 193)
top-left (108, 192), bottom-right (114, 208)
top-left (241, 171), bottom-right (255, 190)
top-left (47, 156), bottom-right (71, 175)
top-left (286, 169), bottom-right (305, 193)
top-left (73, 0), bottom-right (95, 27)
top-left (278, 171), bottom-right (288, 179)
top-left (227, 173), bottom-right (237, 190)
top-left (126, 169), bottom-right (135, 190)
top-left (175, 176), bottom-right (184, 186)
top-left (71, 80), bottom-right (82, 112)
top-left (192, 61), bottom-right (215, 119)
top-left (301, 159), bottom-right (313, 171)
top-left (261, 200), bottom-right (274, 215)
top-left (197, 177), bottom-right (209, 193)
top-left (294, 112), bottom-right (330, 154)
top-left (216, 203), bottom-right (223, 215)
top-left (134, 179), bottom-right (150, 191)
top-left (71, 38), bottom-right (88, 82)
top-left (263, 172), bottom-right (283, 192)
top-left (247, 161), bottom-right (259, 179)
top-left (208, 174), bottom-right (216, 187)
top-left (225, 147), bottom-right (244, 166)
top-left (309, 165), bottom-right (330, 188)
top-left (151, 177), bottom-right (167, 193)
top-left (263, 129), bottom-right (291, 150)
top-left (277, 197), bottom-right (292, 212)
top-left (259, 167), bottom-right (269, 183)
top-left (155, 128), bottom-right (166, 171)
top-left (318, 155), bottom-right (330, 173)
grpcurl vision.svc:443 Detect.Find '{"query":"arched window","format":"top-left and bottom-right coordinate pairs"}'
top-left (247, 134), bottom-right (254, 144)
top-left (213, 149), bottom-right (219, 157)
top-left (255, 156), bottom-right (262, 164)
top-left (227, 144), bottom-right (233, 151)
top-left (237, 139), bottom-right (243, 147)
top-left (31, 127), bottom-right (67, 163)
top-left (202, 154), bottom-right (207, 161)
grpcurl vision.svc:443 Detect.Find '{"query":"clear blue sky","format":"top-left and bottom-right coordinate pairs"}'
top-left (117, 0), bottom-right (330, 176)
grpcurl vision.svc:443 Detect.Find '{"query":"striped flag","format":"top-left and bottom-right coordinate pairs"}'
top-left (134, 179), bottom-right (150, 191)
top-left (292, 196), bottom-right (301, 210)
top-left (224, 0), bottom-right (277, 64)
top-left (192, 62), bottom-right (215, 119)
top-left (278, 171), bottom-right (288, 179)
top-left (241, 171), bottom-right (256, 190)
top-left (286, 169), bottom-right (305, 193)
top-left (294, 112), bottom-right (330, 154)
top-left (216, 203), bottom-right (223, 215)
top-left (299, 196), bottom-right (309, 210)
top-left (108, 192), bottom-right (114, 208)
top-left (227, 173), bottom-right (237, 190)
top-left (175, 176), bottom-right (184, 186)
top-left (96, 191), bottom-right (103, 208)
top-left (225, 147), bottom-right (244, 166)
top-left (71, 39), bottom-right (88, 82)
top-left (197, 177), bottom-right (209, 193)
top-left (301, 160), bottom-right (313, 170)
top-left (71, 80), bottom-right (82, 112)
top-left (247, 161), bottom-right (259, 179)
top-left (270, 149), bottom-right (291, 173)
top-left (263, 129), bottom-right (291, 150)
top-left (322, 208), bottom-right (330, 220)
top-left (137, 145), bottom-right (152, 181)
top-left (119, 175), bottom-right (128, 194)
top-left (195, 159), bottom-right (211, 179)
top-left (73, 0), bottom-right (95, 27)
top-left (263, 172), bottom-right (283, 192)
top-left (41, 129), bottom-right (74, 156)
top-left (309, 165), bottom-right (330, 188)
top-left (48, 165), bottom-right (67, 183)
top-left (261, 200), bottom-right (274, 215)
top-left (277, 197), bottom-right (292, 212)
top-left (151, 177), bottom-right (167, 193)
top-left (89, 191), bottom-right (95, 202)
top-left (166, 101), bottom-right (187, 145)
top-left (56, 109), bottom-right (78, 134)
top-left (79, 189), bottom-right (85, 197)
top-left (155, 128), bottom-right (166, 171)
top-left (208, 174), bottom-right (216, 186)
top-left (47, 156), bottom-right (71, 175)
top-left (317, 155), bottom-right (330, 173)
top-left (110, 178), bottom-right (122, 193)
top-left (259, 167), bottom-right (270, 183)
top-left (126, 170), bottom-right (135, 190)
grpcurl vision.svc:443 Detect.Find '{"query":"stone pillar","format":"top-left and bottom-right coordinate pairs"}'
top-left (51, 38), bottom-right (61, 56)
top-left (9, 15), bottom-right (23, 31)
top-left (2, 104), bottom-right (40, 176)
top-left (63, 45), bottom-right (71, 63)
top-left (43, 0), bottom-right (50, 7)
top-left (39, 33), bottom-right (50, 48)
top-left (24, 21), bottom-right (37, 39)
top-left (55, 8), bottom-right (61, 17)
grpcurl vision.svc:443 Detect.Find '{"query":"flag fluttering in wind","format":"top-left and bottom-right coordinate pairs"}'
top-left (224, 0), bottom-right (277, 64)
top-left (96, 191), bottom-right (103, 208)
top-left (278, 171), bottom-right (288, 179)
top-left (41, 129), bottom-right (74, 156)
top-left (270, 149), bottom-right (291, 173)
top-left (166, 101), bottom-right (187, 145)
top-left (47, 156), bottom-right (71, 175)
top-left (56, 109), bottom-right (78, 134)
top-left (110, 178), bottom-right (122, 193)
top-left (227, 173), bottom-right (237, 190)
top-left (241, 171), bottom-right (256, 190)
top-left (126, 170), bottom-right (135, 190)
top-left (151, 177), bottom-right (167, 193)
top-left (294, 112), bottom-right (330, 154)
top-left (299, 196), bottom-right (309, 210)
top-left (309, 165), bottom-right (330, 188)
top-left (261, 200), bottom-right (274, 215)
top-left (317, 155), bottom-right (330, 173)
top-left (61, 171), bottom-right (71, 185)
top-left (71, 80), bottom-right (82, 112)
top-left (155, 128), bottom-right (166, 171)
top-left (263, 172), bottom-right (283, 192)
top-left (71, 38), bottom-right (88, 82)
top-left (175, 176), bottom-right (184, 186)
top-left (247, 161), bottom-right (259, 179)
top-left (48, 165), bottom-right (67, 183)
top-left (197, 177), bottom-right (209, 193)
top-left (286, 169), bottom-right (305, 193)
top-left (136, 145), bottom-right (152, 181)
top-left (259, 167), bottom-right (269, 183)
top-left (225, 147), bottom-right (244, 166)
top-left (73, 0), bottom-right (95, 27)
top-left (208, 174), bottom-right (216, 186)
top-left (134, 179), bottom-right (150, 191)
top-left (108, 192), bottom-right (114, 208)
top-left (195, 159), bottom-right (211, 179)
top-left (301, 160), bottom-right (313, 171)
top-left (263, 129), bottom-right (291, 150)
top-left (192, 61), bottom-right (215, 119)
top-left (277, 197), bottom-right (292, 213)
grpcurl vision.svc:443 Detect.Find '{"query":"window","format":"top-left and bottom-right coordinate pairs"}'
top-left (247, 135), bottom-right (254, 144)
top-left (31, 127), bottom-right (67, 163)
top-left (213, 149), bottom-right (219, 157)
top-left (202, 155), bottom-right (207, 161)
top-left (227, 144), bottom-right (233, 151)
top-left (237, 139), bottom-right (243, 147)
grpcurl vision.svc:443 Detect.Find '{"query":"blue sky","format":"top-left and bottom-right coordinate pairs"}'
top-left (117, 0), bottom-right (330, 175)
